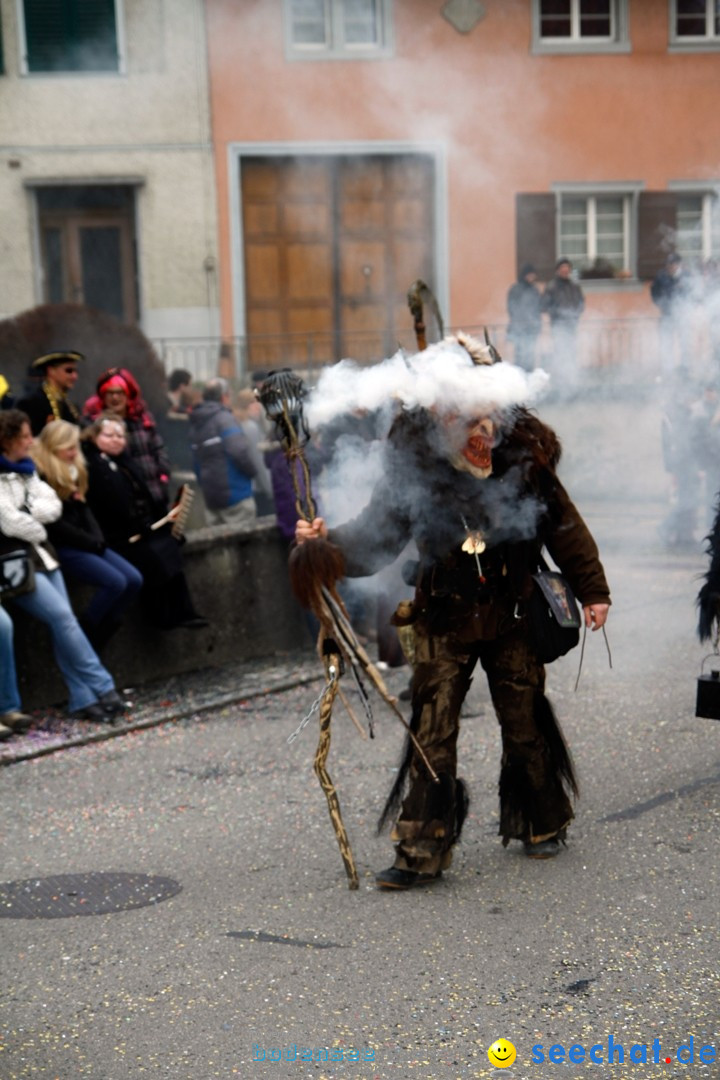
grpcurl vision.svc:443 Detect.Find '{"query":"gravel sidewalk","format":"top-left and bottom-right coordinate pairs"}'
top-left (0, 648), bottom-right (325, 767)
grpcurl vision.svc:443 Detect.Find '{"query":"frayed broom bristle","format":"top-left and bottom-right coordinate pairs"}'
top-left (288, 538), bottom-right (347, 614)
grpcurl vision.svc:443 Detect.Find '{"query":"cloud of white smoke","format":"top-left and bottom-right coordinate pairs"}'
top-left (305, 338), bottom-right (550, 429)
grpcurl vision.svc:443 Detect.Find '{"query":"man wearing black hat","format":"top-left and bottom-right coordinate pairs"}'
top-left (17, 352), bottom-right (83, 434)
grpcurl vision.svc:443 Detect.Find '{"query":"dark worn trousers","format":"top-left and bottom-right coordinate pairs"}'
top-left (392, 621), bottom-right (574, 874)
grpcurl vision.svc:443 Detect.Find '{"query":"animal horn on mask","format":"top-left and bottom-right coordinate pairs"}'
top-left (452, 329), bottom-right (502, 367)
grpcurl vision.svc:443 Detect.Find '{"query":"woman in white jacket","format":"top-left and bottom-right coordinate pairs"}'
top-left (0, 410), bottom-right (125, 721)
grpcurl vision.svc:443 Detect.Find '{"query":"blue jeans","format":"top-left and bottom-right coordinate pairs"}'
top-left (10, 570), bottom-right (115, 713)
top-left (57, 546), bottom-right (143, 626)
top-left (0, 604), bottom-right (21, 714)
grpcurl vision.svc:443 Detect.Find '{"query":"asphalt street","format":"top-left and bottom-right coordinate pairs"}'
top-left (2, 387), bottom-right (720, 1080)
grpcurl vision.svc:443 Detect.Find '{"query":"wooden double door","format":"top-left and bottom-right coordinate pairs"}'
top-left (241, 154), bottom-right (436, 371)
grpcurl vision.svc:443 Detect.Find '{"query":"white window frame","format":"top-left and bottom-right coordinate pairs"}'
top-left (16, 0), bottom-right (126, 76)
top-left (552, 182), bottom-right (643, 282)
top-left (532, 0), bottom-right (630, 55)
top-left (284, 0), bottom-right (394, 61)
top-left (669, 0), bottom-right (720, 51)
top-left (668, 182), bottom-right (720, 261)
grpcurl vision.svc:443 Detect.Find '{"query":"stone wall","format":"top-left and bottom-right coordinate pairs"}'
top-left (14, 520), bottom-right (313, 711)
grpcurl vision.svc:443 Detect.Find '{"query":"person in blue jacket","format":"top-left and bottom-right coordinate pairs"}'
top-left (189, 378), bottom-right (257, 526)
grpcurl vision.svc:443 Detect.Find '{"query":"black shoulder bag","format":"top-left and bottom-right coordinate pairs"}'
top-left (527, 555), bottom-right (581, 664)
top-left (0, 537), bottom-right (36, 599)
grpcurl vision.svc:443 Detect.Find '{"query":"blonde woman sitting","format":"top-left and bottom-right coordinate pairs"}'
top-left (32, 421), bottom-right (143, 650)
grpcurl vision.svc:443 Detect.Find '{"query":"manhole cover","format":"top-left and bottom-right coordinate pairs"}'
top-left (0, 872), bottom-right (182, 919)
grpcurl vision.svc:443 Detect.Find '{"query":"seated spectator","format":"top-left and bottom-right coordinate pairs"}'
top-left (83, 413), bottom-right (207, 631)
top-left (17, 351), bottom-right (83, 434)
top-left (0, 409), bottom-right (126, 722)
top-left (0, 602), bottom-right (31, 738)
top-left (32, 421), bottom-right (143, 651)
top-left (83, 368), bottom-right (171, 515)
top-left (189, 378), bottom-right (257, 527)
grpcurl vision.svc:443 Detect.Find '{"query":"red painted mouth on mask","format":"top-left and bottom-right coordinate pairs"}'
top-left (462, 436), bottom-right (492, 470)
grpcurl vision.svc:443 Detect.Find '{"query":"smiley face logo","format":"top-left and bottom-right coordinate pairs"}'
top-left (488, 1039), bottom-right (517, 1068)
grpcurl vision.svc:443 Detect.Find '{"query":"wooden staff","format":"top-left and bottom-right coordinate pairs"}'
top-left (315, 649), bottom-right (359, 890)
top-left (407, 279), bottom-right (445, 352)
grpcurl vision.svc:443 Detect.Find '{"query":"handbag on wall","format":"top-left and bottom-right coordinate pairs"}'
top-left (527, 560), bottom-right (581, 664)
top-left (0, 545), bottom-right (35, 599)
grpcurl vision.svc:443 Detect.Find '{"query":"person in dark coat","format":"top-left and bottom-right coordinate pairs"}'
top-left (189, 378), bottom-right (257, 526)
top-left (17, 351), bottom-right (83, 435)
top-left (541, 258), bottom-right (585, 394)
top-left (83, 368), bottom-right (171, 516)
top-left (295, 333), bottom-right (610, 889)
top-left (82, 413), bottom-right (207, 631)
top-left (32, 420), bottom-right (143, 650)
top-left (651, 253), bottom-right (697, 372)
top-left (506, 263), bottom-right (542, 372)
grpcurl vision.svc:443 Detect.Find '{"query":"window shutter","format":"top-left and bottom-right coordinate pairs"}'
top-left (637, 192), bottom-right (678, 280)
top-left (515, 193), bottom-right (556, 283)
top-left (24, 0), bottom-right (118, 72)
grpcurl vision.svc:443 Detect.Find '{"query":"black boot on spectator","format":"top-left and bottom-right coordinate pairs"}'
top-left (70, 703), bottom-right (114, 723)
top-left (99, 689), bottom-right (127, 717)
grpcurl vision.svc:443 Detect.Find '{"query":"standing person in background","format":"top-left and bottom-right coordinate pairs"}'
top-left (651, 253), bottom-right (696, 373)
top-left (159, 369), bottom-right (198, 476)
top-left (166, 369), bottom-right (194, 416)
top-left (234, 388), bottom-right (275, 516)
top-left (83, 368), bottom-right (171, 516)
top-left (32, 421), bottom-right (143, 651)
top-left (506, 264), bottom-right (542, 372)
top-left (189, 378), bottom-right (257, 527)
top-left (541, 258), bottom-right (585, 396)
top-left (18, 352), bottom-right (83, 435)
top-left (0, 409), bottom-right (126, 721)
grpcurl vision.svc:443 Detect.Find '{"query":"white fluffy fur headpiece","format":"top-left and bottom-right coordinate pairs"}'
top-left (305, 333), bottom-right (549, 427)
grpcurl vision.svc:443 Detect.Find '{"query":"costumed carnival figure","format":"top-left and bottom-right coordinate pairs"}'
top-left (18, 351), bottom-right (84, 434)
top-left (295, 332), bottom-right (611, 890)
top-left (696, 493), bottom-right (720, 643)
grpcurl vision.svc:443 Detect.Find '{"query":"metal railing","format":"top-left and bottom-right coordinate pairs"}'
top-left (150, 316), bottom-right (714, 385)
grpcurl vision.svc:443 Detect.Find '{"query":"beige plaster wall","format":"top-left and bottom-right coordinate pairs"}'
top-left (0, 0), bottom-right (220, 340)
